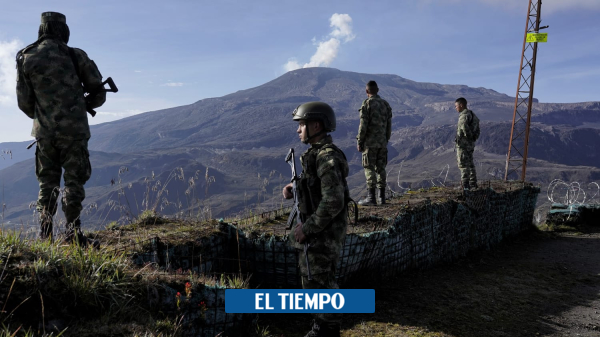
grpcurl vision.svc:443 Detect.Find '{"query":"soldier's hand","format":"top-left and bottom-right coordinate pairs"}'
top-left (282, 183), bottom-right (293, 199)
top-left (294, 222), bottom-right (307, 243)
top-left (357, 143), bottom-right (364, 152)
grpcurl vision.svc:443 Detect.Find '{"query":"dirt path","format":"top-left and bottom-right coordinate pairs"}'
top-left (259, 226), bottom-right (600, 336)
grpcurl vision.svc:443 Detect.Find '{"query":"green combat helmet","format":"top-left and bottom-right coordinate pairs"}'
top-left (292, 102), bottom-right (336, 143)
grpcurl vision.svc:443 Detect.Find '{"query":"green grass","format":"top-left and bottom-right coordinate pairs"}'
top-left (0, 227), bottom-right (246, 337)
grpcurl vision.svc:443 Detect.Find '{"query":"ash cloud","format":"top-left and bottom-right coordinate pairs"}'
top-left (284, 13), bottom-right (356, 72)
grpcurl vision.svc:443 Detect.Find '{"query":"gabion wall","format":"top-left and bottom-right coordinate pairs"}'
top-left (130, 184), bottom-right (540, 336)
top-left (159, 283), bottom-right (244, 337)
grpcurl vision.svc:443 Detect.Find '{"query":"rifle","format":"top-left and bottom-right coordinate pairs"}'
top-left (66, 47), bottom-right (118, 117)
top-left (85, 77), bottom-right (118, 117)
top-left (285, 148), bottom-right (312, 281)
top-left (24, 77), bottom-right (118, 150)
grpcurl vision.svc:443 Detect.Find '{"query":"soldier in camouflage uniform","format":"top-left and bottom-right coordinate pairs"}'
top-left (16, 12), bottom-right (105, 246)
top-left (283, 102), bottom-right (349, 337)
top-left (356, 81), bottom-right (392, 205)
top-left (454, 97), bottom-right (478, 190)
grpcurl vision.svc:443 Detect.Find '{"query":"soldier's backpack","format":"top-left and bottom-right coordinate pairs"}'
top-left (469, 110), bottom-right (480, 141)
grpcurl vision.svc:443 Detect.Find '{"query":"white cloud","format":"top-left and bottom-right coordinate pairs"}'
top-left (283, 13), bottom-right (355, 72)
top-left (134, 70), bottom-right (142, 73)
top-left (329, 13), bottom-right (356, 42)
top-left (163, 82), bottom-right (184, 87)
top-left (0, 39), bottom-right (23, 106)
top-left (284, 59), bottom-right (302, 72)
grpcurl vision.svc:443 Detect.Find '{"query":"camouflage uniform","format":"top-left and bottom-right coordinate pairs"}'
top-left (291, 135), bottom-right (349, 325)
top-left (357, 95), bottom-right (392, 189)
top-left (456, 109), bottom-right (477, 187)
top-left (16, 12), bottom-right (105, 234)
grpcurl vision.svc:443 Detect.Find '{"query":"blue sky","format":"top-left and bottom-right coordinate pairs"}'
top-left (0, 0), bottom-right (599, 143)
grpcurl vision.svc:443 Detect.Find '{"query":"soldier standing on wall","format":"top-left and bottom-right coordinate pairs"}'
top-left (357, 80), bottom-right (393, 205)
top-left (454, 97), bottom-right (479, 190)
top-left (16, 12), bottom-right (106, 247)
top-left (282, 102), bottom-right (349, 337)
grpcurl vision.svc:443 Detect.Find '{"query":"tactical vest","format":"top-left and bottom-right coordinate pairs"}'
top-left (298, 143), bottom-right (352, 220)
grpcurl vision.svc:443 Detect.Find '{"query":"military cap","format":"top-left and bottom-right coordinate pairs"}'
top-left (41, 12), bottom-right (66, 24)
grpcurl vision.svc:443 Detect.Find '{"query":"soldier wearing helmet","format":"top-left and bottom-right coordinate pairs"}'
top-left (282, 102), bottom-right (349, 337)
top-left (16, 12), bottom-right (105, 247)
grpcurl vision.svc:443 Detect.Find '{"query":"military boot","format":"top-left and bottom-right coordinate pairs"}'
top-left (39, 213), bottom-right (53, 240)
top-left (358, 188), bottom-right (376, 206)
top-left (462, 182), bottom-right (470, 191)
top-left (378, 187), bottom-right (386, 205)
top-left (65, 219), bottom-right (100, 249)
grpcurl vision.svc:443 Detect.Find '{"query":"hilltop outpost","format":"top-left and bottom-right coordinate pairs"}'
top-left (0, 181), bottom-right (542, 336)
top-left (1, 68), bottom-right (599, 336)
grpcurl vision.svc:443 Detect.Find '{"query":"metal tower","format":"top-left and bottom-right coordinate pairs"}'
top-left (504, 0), bottom-right (548, 181)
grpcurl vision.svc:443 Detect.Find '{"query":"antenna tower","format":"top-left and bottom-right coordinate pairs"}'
top-left (504, 0), bottom-right (548, 181)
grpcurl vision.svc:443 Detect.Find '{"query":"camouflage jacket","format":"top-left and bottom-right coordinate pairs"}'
top-left (456, 109), bottom-right (475, 148)
top-left (291, 135), bottom-right (349, 256)
top-left (16, 36), bottom-right (105, 140)
top-left (356, 94), bottom-right (392, 148)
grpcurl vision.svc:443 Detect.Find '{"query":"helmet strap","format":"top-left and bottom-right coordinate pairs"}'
top-left (302, 127), bottom-right (311, 144)
top-left (305, 130), bottom-right (325, 144)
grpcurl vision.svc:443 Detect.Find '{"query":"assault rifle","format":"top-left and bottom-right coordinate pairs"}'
top-left (85, 77), bottom-right (118, 117)
top-left (285, 148), bottom-right (312, 280)
top-left (25, 77), bottom-right (118, 150)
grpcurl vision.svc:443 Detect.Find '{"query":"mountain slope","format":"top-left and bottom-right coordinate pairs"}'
top-left (1, 67), bottom-right (599, 228)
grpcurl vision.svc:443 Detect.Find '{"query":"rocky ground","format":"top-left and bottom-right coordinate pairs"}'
top-left (258, 224), bottom-right (600, 337)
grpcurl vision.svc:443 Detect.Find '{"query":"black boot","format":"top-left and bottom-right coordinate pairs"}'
top-left (378, 187), bottom-right (386, 205)
top-left (470, 181), bottom-right (478, 189)
top-left (65, 219), bottom-right (100, 249)
top-left (358, 188), bottom-right (376, 206)
top-left (462, 181), bottom-right (470, 191)
top-left (39, 213), bottom-right (53, 240)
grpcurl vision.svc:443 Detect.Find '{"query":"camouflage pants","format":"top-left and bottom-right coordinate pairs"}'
top-left (35, 138), bottom-right (91, 226)
top-left (456, 146), bottom-right (477, 185)
top-left (362, 147), bottom-right (387, 189)
top-left (298, 248), bottom-right (341, 324)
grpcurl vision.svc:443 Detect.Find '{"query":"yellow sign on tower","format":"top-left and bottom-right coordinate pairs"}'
top-left (526, 33), bottom-right (548, 43)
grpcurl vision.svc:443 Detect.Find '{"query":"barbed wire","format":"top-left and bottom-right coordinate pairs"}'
top-left (547, 179), bottom-right (600, 206)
